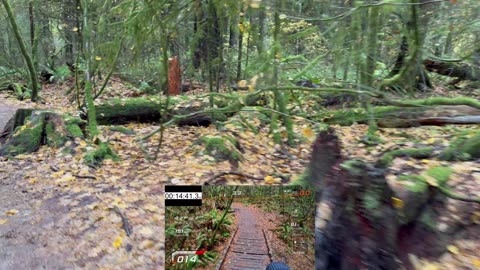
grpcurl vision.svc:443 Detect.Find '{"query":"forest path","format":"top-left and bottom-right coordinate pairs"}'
top-left (220, 203), bottom-right (272, 270)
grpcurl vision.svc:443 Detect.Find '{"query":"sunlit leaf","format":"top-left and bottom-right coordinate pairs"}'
top-left (391, 197), bottom-right (404, 209)
top-left (447, 245), bottom-right (459, 254)
top-left (5, 209), bottom-right (18, 216)
top-left (112, 235), bottom-right (123, 248)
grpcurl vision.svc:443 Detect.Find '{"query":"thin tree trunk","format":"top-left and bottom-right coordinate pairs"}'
top-left (236, 12), bottom-right (244, 81)
top-left (1, 0), bottom-right (39, 101)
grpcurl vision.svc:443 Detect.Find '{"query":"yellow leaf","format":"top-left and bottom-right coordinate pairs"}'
top-left (248, 84), bottom-right (255, 92)
top-left (72, 27), bottom-right (78, 32)
top-left (28, 178), bottom-right (37, 184)
top-left (5, 209), bottom-right (18, 216)
top-left (144, 204), bottom-right (159, 212)
top-left (139, 239), bottom-right (155, 249)
top-left (51, 170), bottom-right (65, 178)
top-left (15, 154), bottom-right (30, 160)
top-left (302, 127), bottom-right (315, 139)
top-left (471, 258), bottom-right (480, 268)
top-left (392, 197), bottom-right (404, 209)
top-left (0, 219), bottom-right (9, 225)
top-left (238, 80), bottom-right (247, 87)
top-left (239, 23), bottom-right (245, 33)
top-left (57, 172), bottom-right (75, 183)
top-left (195, 172), bottom-right (203, 177)
top-left (264, 175), bottom-right (274, 183)
top-left (426, 138), bottom-right (436, 144)
top-left (447, 245), bottom-right (459, 255)
top-left (95, 56), bottom-right (102, 61)
top-left (112, 235), bottom-right (123, 248)
top-left (424, 174), bottom-right (438, 187)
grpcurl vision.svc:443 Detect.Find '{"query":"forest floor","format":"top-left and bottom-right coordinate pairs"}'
top-left (0, 79), bottom-right (479, 269)
top-left (217, 202), bottom-right (314, 270)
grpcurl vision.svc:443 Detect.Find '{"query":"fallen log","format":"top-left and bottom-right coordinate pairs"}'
top-left (423, 59), bottom-right (480, 84)
top-left (94, 93), bottom-right (267, 125)
top-left (323, 104), bottom-right (480, 128)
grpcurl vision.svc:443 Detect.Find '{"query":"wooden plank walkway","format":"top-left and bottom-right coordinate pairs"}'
top-left (220, 204), bottom-right (271, 270)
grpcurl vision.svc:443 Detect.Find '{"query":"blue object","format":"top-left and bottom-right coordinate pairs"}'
top-left (266, 261), bottom-right (291, 270)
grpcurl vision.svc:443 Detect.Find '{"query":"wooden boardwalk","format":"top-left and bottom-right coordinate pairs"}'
top-left (220, 204), bottom-right (271, 270)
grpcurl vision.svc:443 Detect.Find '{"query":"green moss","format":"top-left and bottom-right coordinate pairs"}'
top-left (398, 175), bottom-right (429, 193)
top-left (108, 125), bottom-right (135, 135)
top-left (66, 124), bottom-right (84, 138)
top-left (377, 147), bottom-right (433, 167)
top-left (401, 96), bottom-right (480, 110)
top-left (45, 122), bottom-right (67, 147)
top-left (363, 189), bottom-right (381, 210)
top-left (425, 166), bottom-right (453, 186)
top-left (440, 131), bottom-right (480, 161)
top-left (201, 135), bottom-right (242, 162)
top-left (84, 142), bottom-right (119, 167)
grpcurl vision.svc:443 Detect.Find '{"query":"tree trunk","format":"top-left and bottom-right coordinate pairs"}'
top-left (309, 129), bottom-right (400, 270)
top-left (168, 56), bottom-right (181, 96)
top-left (1, 0), bottom-right (39, 102)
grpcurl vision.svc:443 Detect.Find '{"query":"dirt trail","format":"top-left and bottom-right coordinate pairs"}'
top-left (220, 203), bottom-right (271, 270)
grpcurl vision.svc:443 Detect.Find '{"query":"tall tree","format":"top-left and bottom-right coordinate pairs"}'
top-left (1, 0), bottom-right (39, 101)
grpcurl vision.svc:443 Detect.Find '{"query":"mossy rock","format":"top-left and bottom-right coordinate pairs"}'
top-left (199, 135), bottom-right (243, 162)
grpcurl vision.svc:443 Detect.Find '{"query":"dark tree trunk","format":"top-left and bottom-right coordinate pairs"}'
top-left (310, 129), bottom-right (400, 270)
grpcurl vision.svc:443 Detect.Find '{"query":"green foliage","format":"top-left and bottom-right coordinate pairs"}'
top-left (425, 166), bottom-right (453, 186)
top-left (84, 142), bottom-right (119, 167)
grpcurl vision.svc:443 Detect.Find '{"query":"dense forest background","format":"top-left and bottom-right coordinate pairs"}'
top-left (1, 0), bottom-right (480, 269)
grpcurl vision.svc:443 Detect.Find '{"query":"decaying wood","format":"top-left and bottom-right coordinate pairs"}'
top-left (423, 59), bottom-right (480, 84)
top-left (168, 56), bottom-right (181, 96)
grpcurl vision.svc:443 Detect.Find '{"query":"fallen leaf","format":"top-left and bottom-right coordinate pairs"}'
top-left (112, 235), bottom-right (123, 248)
top-left (392, 197), bottom-right (404, 209)
top-left (5, 209), bottom-right (18, 216)
top-left (0, 219), bottom-right (8, 225)
top-left (447, 245), bottom-right (459, 255)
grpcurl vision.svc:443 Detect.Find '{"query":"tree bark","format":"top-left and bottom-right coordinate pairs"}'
top-left (168, 56), bottom-right (181, 96)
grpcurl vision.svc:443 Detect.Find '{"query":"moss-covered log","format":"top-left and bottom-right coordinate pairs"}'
top-left (423, 59), bottom-right (480, 84)
top-left (0, 109), bottom-right (85, 156)
top-left (322, 104), bottom-right (480, 128)
top-left (94, 93), bottom-right (267, 125)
